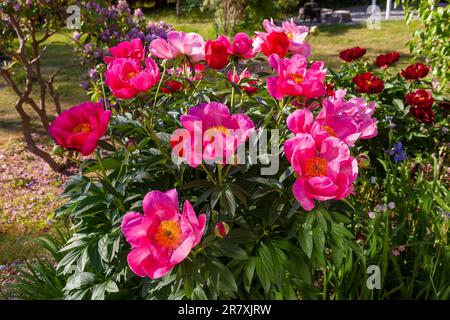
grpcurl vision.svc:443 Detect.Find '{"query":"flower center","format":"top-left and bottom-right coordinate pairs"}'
top-left (304, 157), bottom-right (328, 177)
top-left (210, 125), bottom-right (229, 135)
top-left (286, 32), bottom-right (294, 39)
top-left (72, 123), bottom-right (91, 133)
top-left (125, 71), bottom-right (137, 80)
top-left (322, 125), bottom-right (336, 137)
top-left (154, 220), bottom-right (182, 248)
top-left (290, 73), bottom-right (304, 85)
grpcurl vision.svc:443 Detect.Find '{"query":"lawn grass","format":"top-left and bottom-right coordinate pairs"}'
top-left (0, 14), bottom-right (414, 266)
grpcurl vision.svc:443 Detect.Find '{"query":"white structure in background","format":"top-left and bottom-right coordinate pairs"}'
top-left (371, 0), bottom-right (394, 20)
top-left (386, 0), bottom-right (392, 19)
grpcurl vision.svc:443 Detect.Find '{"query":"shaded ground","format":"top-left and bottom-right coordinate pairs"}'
top-left (0, 138), bottom-right (68, 265)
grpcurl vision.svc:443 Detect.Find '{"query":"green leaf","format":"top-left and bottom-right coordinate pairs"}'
top-left (64, 272), bottom-right (96, 291)
top-left (243, 258), bottom-right (256, 292)
top-left (298, 228), bottom-right (313, 258)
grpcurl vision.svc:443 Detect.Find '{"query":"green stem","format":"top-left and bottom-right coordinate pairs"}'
top-left (99, 72), bottom-right (108, 110)
top-left (230, 64), bottom-right (236, 110)
top-left (153, 66), bottom-right (166, 109)
top-left (217, 163), bottom-right (223, 185)
top-left (201, 163), bottom-right (216, 184)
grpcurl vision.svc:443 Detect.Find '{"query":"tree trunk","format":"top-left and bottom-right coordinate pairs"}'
top-left (176, 0), bottom-right (181, 16)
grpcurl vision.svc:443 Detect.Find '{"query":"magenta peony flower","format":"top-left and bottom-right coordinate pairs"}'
top-left (104, 38), bottom-right (145, 64)
top-left (267, 54), bottom-right (326, 100)
top-left (171, 102), bottom-right (255, 167)
top-left (149, 31), bottom-right (205, 63)
top-left (121, 189), bottom-right (206, 279)
top-left (49, 102), bottom-right (111, 156)
top-left (318, 89), bottom-right (378, 140)
top-left (287, 109), bottom-right (360, 147)
top-left (253, 18), bottom-right (311, 58)
top-left (105, 57), bottom-right (160, 99)
top-left (232, 32), bottom-right (255, 59)
top-left (284, 134), bottom-right (358, 211)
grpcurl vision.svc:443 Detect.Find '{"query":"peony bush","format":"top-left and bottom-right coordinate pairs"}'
top-left (18, 16), bottom-right (448, 300)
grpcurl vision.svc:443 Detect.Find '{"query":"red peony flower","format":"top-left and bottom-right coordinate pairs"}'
top-left (409, 106), bottom-right (435, 124)
top-left (161, 79), bottom-right (183, 94)
top-left (401, 63), bottom-right (430, 80)
top-left (260, 32), bottom-right (290, 58)
top-left (339, 46), bottom-right (366, 62)
top-left (374, 52), bottom-right (400, 68)
top-left (352, 72), bottom-right (384, 94)
top-left (205, 35), bottom-right (232, 69)
top-left (325, 83), bottom-right (335, 97)
top-left (405, 89), bottom-right (434, 108)
top-left (49, 102), bottom-right (111, 156)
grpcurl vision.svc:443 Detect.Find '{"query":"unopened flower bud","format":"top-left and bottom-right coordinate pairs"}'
top-left (126, 139), bottom-right (138, 152)
top-left (310, 26), bottom-right (320, 36)
top-left (52, 145), bottom-right (64, 156)
top-left (357, 154), bottom-right (370, 168)
top-left (96, 63), bottom-right (106, 73)
top-left (214, 222), bottom-right (230, 239)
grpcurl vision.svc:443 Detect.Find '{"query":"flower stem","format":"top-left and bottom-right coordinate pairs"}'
top-left (153, 66), bottom-right (166, 109)
top-left (201, 163), bottom-right (216, 184)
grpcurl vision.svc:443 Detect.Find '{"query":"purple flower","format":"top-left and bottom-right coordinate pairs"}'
top-left (72, 31), bottom-right (81, 41)
top-left (386, 142), bottom-right (408, 163)
top-left (385, 116), bottom-right (396, 128)
top-left (134, 8), bottom-right (144, 19)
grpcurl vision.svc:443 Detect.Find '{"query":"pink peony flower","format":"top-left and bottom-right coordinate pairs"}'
top-left (105, 57), bottom-right (160, 99)
top-left (284, 133), bottom-right (358, 211)
top-left (318, 89), bottom-right (378, 139)
top-left (267, 54), bottom-right (326, 100)
top-left (149, 31), bottom-right (205, 63)
top-left (232, 33), bottom-right (255, 59)
top-left (104, 38), bottom-right (145, 64)
top-left (49, 102), bottom-right (111, 156)
top-left (121, 189), bottom-right (206, 279)
top-left (253, 18), bottom-right (311, 58)
top-left (287, 109), bottom-right (360, 147)
top-left (171, 102), bottom-right (255, 167)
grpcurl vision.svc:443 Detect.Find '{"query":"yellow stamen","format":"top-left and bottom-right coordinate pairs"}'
top-left (72, 123), bottom-right (91, 133)
top-left (304, 157), bottom-right (328, 177)
top-left (290, 73), bottom-right (304, 84)
top-left (154, 220), bottom-right (182, 248)
top-left (322, 125), bottom-right (336, 137)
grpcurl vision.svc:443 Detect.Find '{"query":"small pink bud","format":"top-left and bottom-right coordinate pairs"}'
top-left (214, 222), bottom-right (230, 238)
top-left (126, 139), bottom-right (138, 152)
top-left (357, 154), bottom-right (371, 169)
